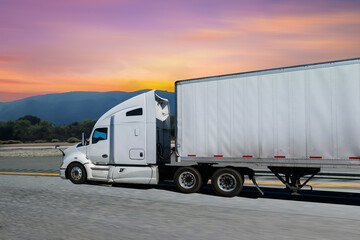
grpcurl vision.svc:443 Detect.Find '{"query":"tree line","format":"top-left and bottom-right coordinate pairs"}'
top-left (0, 115), bottom-right (96, 143)
top-left (0, 115), bottom-right (176, 144)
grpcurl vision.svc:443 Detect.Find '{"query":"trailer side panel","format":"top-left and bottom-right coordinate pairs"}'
top-left (176, 59), bottom-right (360, 166)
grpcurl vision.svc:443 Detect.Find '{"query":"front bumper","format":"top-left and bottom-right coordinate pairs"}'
top-left (60, 168), bottom-right (66, 179)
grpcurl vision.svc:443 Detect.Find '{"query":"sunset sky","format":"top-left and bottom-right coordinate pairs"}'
top-left (1, 0), bottom-right (360, 102)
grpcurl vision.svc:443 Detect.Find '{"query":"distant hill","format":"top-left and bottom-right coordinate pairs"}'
top-left (0, 90), bottom-right (175, 125)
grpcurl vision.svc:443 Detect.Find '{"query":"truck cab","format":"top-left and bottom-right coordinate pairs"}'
top-left (60, 90), bottom-right (171, 184)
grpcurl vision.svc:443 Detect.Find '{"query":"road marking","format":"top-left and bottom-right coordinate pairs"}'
top-left (303, 182), bottom-right (360, 188)
top-left (1, 172), bottom-right (359, 188)
top-left (0, 172), bottom-right (59, 176)
top-left (244, 180), bottom-right (360, 188)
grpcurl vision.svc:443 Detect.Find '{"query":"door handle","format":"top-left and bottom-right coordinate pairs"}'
top-left (102, 154), bottom-right (108, 158)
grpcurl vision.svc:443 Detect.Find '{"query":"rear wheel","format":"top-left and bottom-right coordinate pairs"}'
top-left (211, 168), bottom-right (243, 197)
top-left (174, 167), bottom-right (202, 193)
top-left (67, 163), bottom-right (87, 184)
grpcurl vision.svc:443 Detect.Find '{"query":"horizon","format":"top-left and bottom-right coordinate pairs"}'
top-left (1, 0), bottom-right (360, 102)
top-left (0, 89), bottom-right (175, 103)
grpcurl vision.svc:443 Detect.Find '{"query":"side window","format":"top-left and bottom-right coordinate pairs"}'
top-left (92, 128), bottom-right (108, 144)
top-left (126, 108), bottom-right (143, 116)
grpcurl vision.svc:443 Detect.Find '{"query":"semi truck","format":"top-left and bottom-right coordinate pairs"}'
top-left (59, 58), bottom-right (360, 197)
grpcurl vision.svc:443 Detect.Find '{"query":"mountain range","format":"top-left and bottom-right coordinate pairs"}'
top-left (0, 90), bottom-right (175, 125)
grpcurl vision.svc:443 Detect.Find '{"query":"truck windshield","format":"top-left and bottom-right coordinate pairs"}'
top-left (92, 128), bottom-right (108, 144)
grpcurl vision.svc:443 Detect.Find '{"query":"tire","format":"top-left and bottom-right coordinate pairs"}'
top-left (211, 168), bottom-right (243, 197)
top-left (67, 163), bottom-right (87, 184)
top-left (174, 167), bottom-right (202, 193)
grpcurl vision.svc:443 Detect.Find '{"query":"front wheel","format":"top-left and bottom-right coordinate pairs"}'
top-left (67, 163), bottom-right (87, 184)
top-left (174, 167), bottom-right (202, 193)
top-left (211, 168), bottom-right (243, 197)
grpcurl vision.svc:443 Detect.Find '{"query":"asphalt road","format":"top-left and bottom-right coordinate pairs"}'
top-left (0, 156), bottom-right (61, 173)
top-left (1, 174), bottom-right (360, 240)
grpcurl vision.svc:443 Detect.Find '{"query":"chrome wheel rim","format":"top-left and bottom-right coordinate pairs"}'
top-left (179, 171), bottom-right (196, 189)
top-left (217, 173), bottom-right (237, 192)
top-left (71, 166), bottom-right (82, 181)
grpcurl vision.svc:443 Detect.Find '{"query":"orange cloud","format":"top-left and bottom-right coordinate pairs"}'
top-left (247, 12), bottom-right (360, 34)
top-left (184, 29), bottom-right (239, 41)
top-left (0, 79), bottom-right (43, 86)
top-left (0, 56), bottom-right (21, 63)
top-left (179, 11), bottom-right (360, 71)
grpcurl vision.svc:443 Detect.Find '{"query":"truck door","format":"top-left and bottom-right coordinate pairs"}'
top-left (111, 111), bottom-right (146, 165)
top-left (87, 127), bottom-right (109, 164)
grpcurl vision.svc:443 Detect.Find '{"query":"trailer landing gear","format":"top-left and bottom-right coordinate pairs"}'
top-left (249, 174), bottom-right (264, 196)
top-left (268, 167), bottom-right (320, 195)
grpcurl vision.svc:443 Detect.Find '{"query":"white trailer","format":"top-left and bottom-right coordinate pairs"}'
top-left (59, 58), bottom-right (360, 197)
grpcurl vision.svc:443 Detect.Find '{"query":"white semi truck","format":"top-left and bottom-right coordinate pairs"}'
top-left (59, 58), bottom-right (360, 197)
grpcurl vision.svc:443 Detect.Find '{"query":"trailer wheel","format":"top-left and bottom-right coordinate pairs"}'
top-left (211, 168), bottom-right (243, 197)
top-left (67, 163), bottom-right (87, 184)
top-left (174, 167), bottom-right (202, 193)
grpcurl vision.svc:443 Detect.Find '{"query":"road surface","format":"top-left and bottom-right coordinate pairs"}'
top-left (0, 156), bottom-right (61, 173)
top-left (1, 174), bottom-right (360, 240)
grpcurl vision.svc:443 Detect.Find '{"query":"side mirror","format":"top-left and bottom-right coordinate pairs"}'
top-left (55, 145), bottom-right (65, 156)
